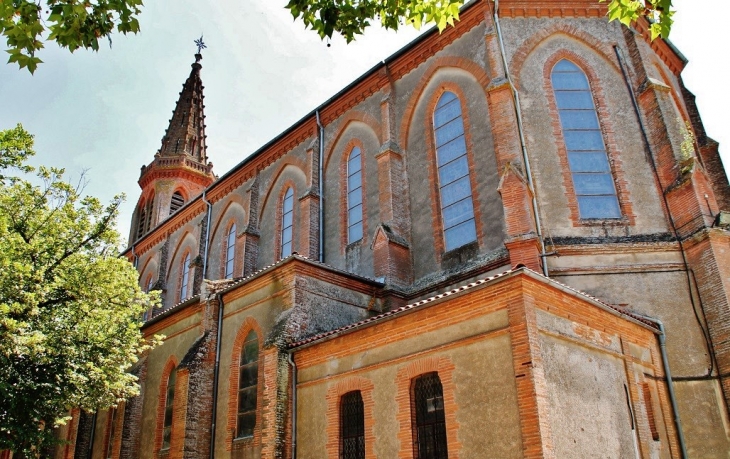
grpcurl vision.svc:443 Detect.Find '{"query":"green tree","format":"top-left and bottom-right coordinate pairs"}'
top-left (0, 124), bottom-right (159, 456)
top-left (286, 0), bottom-right (674, 42)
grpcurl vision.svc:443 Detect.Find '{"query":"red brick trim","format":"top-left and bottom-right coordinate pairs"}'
top-left (62, 408), bottom-right (80, 459)
top-left (542, 50), bottom-right (635, 226)
top-left (154, 357), bottom-right (178, 456)
top-left (423, 83), bottom-right (485, 261)
top-left (225, 318), bottom-right (264, 451)
top-left (399, 56), bottom-right (490, 152)
top-left (324, 377), bottom-right (375, 458)
top-left (339, 138), bottom-right (369, 253)
top-left (259, 158), bottom-right (308, 217)
top-left (395, 357), bottom-right (460, 459)
top-left (101, 404), bottom-right (124, 459)
top-left (324, 110), bottom-right (382, 172)
top-left (272, 180), bottom-right (297, 260)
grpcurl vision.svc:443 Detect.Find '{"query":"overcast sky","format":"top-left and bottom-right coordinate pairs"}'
top-left (0, 0), bottom-right (726, 243)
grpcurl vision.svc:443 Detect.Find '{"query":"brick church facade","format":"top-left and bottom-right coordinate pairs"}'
top-left (48, 0), bottom-right (730, 457)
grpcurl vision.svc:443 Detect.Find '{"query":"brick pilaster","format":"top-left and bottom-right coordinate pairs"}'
top-left (298, 191), bottom-right (320, 260)
top-left (372, 225), bottom-right (413, 287)
top-left (119, 360), bottom-right (147, 459)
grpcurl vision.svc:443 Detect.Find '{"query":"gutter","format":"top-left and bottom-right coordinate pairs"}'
top-left (492, 0), bottom-right (549, 277)
top-left (209, 292), bottom-right (225, 459)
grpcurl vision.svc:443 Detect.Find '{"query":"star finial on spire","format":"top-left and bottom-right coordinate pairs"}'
top-left (194, 35), bottom-right (207, 55)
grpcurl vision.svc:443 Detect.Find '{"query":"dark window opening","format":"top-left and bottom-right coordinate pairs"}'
top-left (170, 192), bottom-right (185, 215)
top-left (237, 331), bottom-right (258, 438)
top-left (162, 369), bottom-right (176, 449)
top-left (413, 372), bottom-right (448, 459)
top-left (340, 391), bottom-right (365, 459)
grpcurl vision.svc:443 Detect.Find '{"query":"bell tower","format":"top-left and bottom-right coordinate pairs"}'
top-left (130, 52), bottom-right (216, 243)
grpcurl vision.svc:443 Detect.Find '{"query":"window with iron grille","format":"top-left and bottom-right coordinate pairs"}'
top-left (551, 59), bottom-right (620, 219)
top-left (433, 91), bottom-right (477, 252)
top-left (281, 187), bottom-right (294, 258)
top-left (237, 330), bottom-right (258, 438)
top-left (225, 223), bottom-right (236, 279)
top-left (412, 372), bottom-right (448, 459)
top-left (340, 391), bottom-right (365, 459)
top-left (170, 191), bottom-right (185, 215)
top-left (180, 253), bottom-right (190, 301)
top-left (347, 146), bottom-right (364, 244)
top-left (162, 369), bottom-right (176, 449)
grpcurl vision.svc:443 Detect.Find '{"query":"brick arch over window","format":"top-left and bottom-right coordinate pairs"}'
top-left (400, 57), bottom-right (490, 151)
top-left (209, 197), bottom-right (246, 244)
top-left (323, 111), bottom-right (381, 172)
top-left (169, 188), bottom-right (188, 215)
top-left (258, 161), bottom-right (307, 219)
top-left (339, 138), bottom-right (368, 251)
top-left (424, 83), bottom-right (485, 258)
top-left (154, 357), bottom-right (178, 454)
top-left (395, 356), bottom-right (459, 458)
top-left (542, 50), bottom-right (634, 225)
top-left (509, 26), bottom-right (620, 81)
top-left (325, 377), bottom-right (375, 459)
top-left (225, 318), bottom-right (264, 450)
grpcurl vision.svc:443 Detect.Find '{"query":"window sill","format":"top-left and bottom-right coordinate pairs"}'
top-left (577, 217), bottom-right (629, 226)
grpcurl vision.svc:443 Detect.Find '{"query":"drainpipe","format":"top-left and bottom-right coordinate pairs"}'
top-left (492, 0), bottom-right (549, 277)
top-left (202, 190), bottom-right (213, 279)
top-left (316, 110), bottom-right (325, 262)
top-left (286, 351), bottom-right (298, 459)
top-left (633, 313), bottom-right (688, 458)
top-left (209, 292), bottom-right (225, 459)
top-left (131, 244), bottom-right (138, 269)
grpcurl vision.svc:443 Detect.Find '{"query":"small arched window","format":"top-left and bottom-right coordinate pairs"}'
top-left (136, 202), bottom-right (147, 239)
top-left (180, 253), bottom-right (191, 301)
top-left (347, 147), bottom-right (364, 244)
top-left (551, 59), bottom-right (620, 219)
top-left (433, 91), bottom-right (477, 252)
top-left (225, 224), bottom-right (236, 279)
top-left (162, 368), bottom-right (176, 449)
top-left (170, 191), bottom-right (185, 215)
top-left (340, 391), bottom-right (365, 459)
top-left (281, 188), bottom-right (294, 258)
top-left (412, 372), bottom-right (448, 459)
top-left (237, 331), bottom-right (259, 438)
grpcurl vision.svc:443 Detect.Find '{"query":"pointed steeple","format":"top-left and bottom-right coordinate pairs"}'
top-left (130, 53), bottom-right (216, 244)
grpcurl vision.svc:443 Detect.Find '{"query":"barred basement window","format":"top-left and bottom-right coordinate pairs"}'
top-left (162, 369), bottom-right (176, 449)
top-left (433, 91), bottom-right (477, 252)
top-left (225, 223), bottom-right (236, 279)
top-left (281, 187), bottom-right (294, 258)
top-left (412, 372), bottom-right (448, 459)
top-left (551, 59), bottom-right (620, 219)
top-left (340, 391), bottom-right (365, 459)
top-left (170, 191), bottom-right (185, 215)
top-left (347, 146), bottom-right (364, 244)
top-left (180, 253), bottom-right (191, 301)
top-left (237, 331), bottom-right (259, 438)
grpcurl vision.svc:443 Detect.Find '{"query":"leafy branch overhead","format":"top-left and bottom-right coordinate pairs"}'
top-left (1, 0), bottom-right (142, 73)
top-left (285, 0), bottom-right (675, 42)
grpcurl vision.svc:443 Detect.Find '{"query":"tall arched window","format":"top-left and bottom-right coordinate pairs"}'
top-left (170, 191), bottom-right (185, 215)
top-left (180, 253), bottom-right (191, 301)
top-left (347, 147), bottom-right (364, 244)
top-left (225, 223), bottom-right (236, 279)
top-left (136, 202), bottom-right (147, 239)
top-left (281, 187), bottom-right (294, 258)
top-left (162, 368), bottom-right (176, 449)
top-left (551, 59), bottom-right (620, 219)
top-left (340, 391), bottom-right (365, 459)
top-left (237, 331), bottom-right (259, 438)
top-left (412, 372), bottom-right (448, 459)
top-left (433, 91), bottom-right (477, 252)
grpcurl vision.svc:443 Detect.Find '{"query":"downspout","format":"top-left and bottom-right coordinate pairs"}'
top-left (131, 244), bottom-right (138, 269)
top-left (316, 110), bottom-right (325, 262)
top-left (633, 313), bottom-right (688, 458)
top-left (287, 351), bottom-right (298, 459)
top-left (202, 190), bottom-right (213, 279)
top-left (209, 292), bottom-right (225, 459)
top-left (492, 0), bottom-right (549, 277)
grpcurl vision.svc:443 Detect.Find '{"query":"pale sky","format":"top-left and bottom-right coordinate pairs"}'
top-left (0, 0), bottom-right (726, 243)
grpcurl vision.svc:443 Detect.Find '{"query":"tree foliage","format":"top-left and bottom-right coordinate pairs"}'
top-left (0, 125), bottom-right (159, 455)
top-left (285, 0), bottom-right (674, 42)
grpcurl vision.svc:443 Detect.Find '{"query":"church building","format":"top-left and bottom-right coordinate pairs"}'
top-left (51, 0), bottom-right (730, 457)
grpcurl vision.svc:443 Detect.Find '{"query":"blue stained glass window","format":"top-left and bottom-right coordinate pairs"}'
top-left (552, 60), bottom-right (620, 219)
top-left (281, 188), bottom-right (294, 257)
top-left (225, 224), bottom-right (236, 279)
top-left (347, 147), bottom-right (364, 243)
top-left (180, 253), bottom-right (190, 300)
top-left (433, 92), bottom-right (477, 251)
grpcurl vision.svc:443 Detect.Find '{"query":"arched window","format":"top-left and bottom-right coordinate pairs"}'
top-left (236, 331), bottom-right (259, 438)
top-left (433, 91), bottom-right (477, 252)
top-left (170, 191), bottom-right (185, 215)
top-left (412, 372), bottom-right (448, 459)
top-left (225, 223), bottom-right (236, 279)
top-left (281, 187), bottom-right (294, 258)
top-left (136, 202), bottom-right (147, 239)
top-left (340, 391), bottom-right (365, 459)
top-left (162, 368), bottom-right (176, 449)
top-left (347, 147), bottom-right (364, 244)
top-left (551, 60), bottom-right (620, 219)
top-left (180, 253), bottom-right (191, 301)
